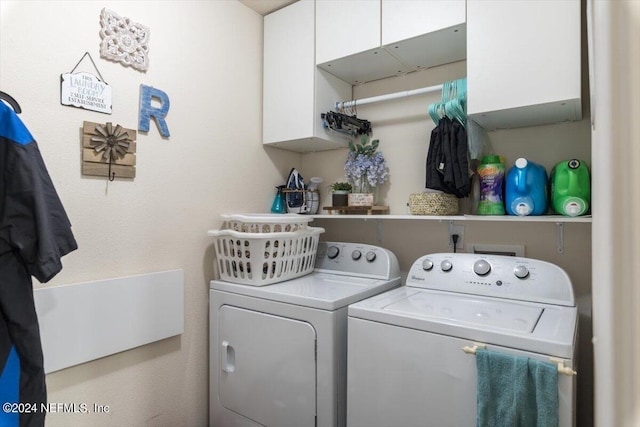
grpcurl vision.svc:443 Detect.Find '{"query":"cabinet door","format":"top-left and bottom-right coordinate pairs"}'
top-left (263, 0), bottom-right (315, 144)
top-left (382, 0), bottom-right (466, 46)
top-left (219, 305), bottom-right (317, 427)
top-left (263, 0), bottom-right (352, 151)
top-left (467, 0), bottom-right (582, 130)
top-left (315, 0), bottom-right (380, 65)
top-left (382, 0), bottom-right (466, 71)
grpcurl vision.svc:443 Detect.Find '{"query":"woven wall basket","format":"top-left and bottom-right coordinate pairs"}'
top-left (409, 193), bottom-right (459, 216)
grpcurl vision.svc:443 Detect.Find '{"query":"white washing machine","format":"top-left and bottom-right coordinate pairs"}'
top-left (347, 253), bottom-right (578, 427)
top-left (209, 241), bottom-right (401, 427)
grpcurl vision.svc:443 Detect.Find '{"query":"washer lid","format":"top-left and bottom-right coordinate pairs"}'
top-left (384, 291), bottom-right (543, 334)
top-left (349, 287), bottom-right (577, 358)
top-left (211, 272), bottom-right (400, 311)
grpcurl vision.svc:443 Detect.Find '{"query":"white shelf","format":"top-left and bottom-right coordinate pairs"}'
top-left (312, 214), bottom-right (592, 223)
top-left (312, 213), bottom-right (590, 253)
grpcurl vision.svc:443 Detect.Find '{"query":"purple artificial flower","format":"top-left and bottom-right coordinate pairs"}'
top-left (345, 148), bottom-right (388, 192)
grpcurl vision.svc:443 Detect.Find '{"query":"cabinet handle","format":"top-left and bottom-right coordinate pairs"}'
top-left (222, 341), bottom-right (236, 373)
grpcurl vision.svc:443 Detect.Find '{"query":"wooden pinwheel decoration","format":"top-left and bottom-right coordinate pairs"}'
top-left (92, 122), bottom-right (130, 163)
top-left (82, 121), bottom-right (137, 180)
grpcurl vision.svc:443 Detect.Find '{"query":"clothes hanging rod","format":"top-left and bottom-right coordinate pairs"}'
top-left (336, 83), bottom-right (443, 110)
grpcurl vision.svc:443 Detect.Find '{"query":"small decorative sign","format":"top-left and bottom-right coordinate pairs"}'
top-left (61, 72), bottom-right (112, 114)
top-left (81, 121), bottom-right (136, 180)
top-left (348, 193), bottom-right (374, 207)
top-left (60, 52), bottom-right (112, 114)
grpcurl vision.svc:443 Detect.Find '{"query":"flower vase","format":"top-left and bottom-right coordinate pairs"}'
top-left (348, 175), bottom-right (375, 207)
top-left (371, 185), bottom-right (379, 205)
top-left (352, 175), bottom-right (370, 194)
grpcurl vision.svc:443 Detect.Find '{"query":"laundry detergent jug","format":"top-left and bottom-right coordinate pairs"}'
top-left (551, 159), bottom-right (590, 216)
top-left (505, 158), bottom-right (548, 216)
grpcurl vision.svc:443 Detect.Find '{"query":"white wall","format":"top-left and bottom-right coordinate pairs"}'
top-left (590, 1), bottom-right (640, 426)
top-left (0, 1), bottom-right (299, 426)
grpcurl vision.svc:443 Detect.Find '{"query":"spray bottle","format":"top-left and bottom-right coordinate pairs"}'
top-left (270, 185), bottom-right (286, 214)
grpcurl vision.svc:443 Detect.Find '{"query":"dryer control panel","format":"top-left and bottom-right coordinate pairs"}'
top-left (314, 241), bottom-right (400, 280)
top-left (406, 253), bottom-right (575, 307)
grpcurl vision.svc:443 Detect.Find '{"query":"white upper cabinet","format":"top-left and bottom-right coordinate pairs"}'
top-left (467, 0), bottom-right (582, 130)
top-left (263, 0), bottom-right (352, 152)
top-left (381, 0), bottom-right (466, 70)
top-left (315, 0), bottom-right (409, 85)
top-left (316, 0), bottom-right (466, 85)
top-left (382, 0), bottom-right (466, 45)
top-left (264, 0), bottom-right (582, 151)
top-left (315, 0), bottom-right (381, 65)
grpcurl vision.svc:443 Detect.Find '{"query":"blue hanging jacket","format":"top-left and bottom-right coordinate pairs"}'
top-left (0, 101), bottom-right (77, 427)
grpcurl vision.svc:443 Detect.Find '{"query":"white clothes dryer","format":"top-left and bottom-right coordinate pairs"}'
top-left (209, 241), bottom-right (400, 427)
top-left (347, 253), bottom-right (578, 427)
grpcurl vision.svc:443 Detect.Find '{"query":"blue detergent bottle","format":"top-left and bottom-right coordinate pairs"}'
top-left (505, 158), bottom-right (548, 216)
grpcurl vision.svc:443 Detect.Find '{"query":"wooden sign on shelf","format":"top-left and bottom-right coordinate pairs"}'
top-left (81, 121), bottom-right (137, 179)
top-left (348, 193), bottom-right (374, 207)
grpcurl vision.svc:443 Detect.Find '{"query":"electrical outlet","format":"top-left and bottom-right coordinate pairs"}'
top-left (449, 224), bottom-right (464, 250)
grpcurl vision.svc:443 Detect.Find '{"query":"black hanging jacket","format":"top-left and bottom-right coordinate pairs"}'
top-left (425, 116), bottom-right (471, 198)
top-left (0, 101), bottom-right (77, 427)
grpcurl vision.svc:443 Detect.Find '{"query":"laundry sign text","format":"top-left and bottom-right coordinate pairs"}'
top-left (60, 72), bottom-right (112, 114)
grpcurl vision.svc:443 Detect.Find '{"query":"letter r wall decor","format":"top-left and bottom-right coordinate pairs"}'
top-left (139, 85), bottom-right (171, 138)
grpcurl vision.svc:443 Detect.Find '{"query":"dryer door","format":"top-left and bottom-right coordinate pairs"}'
top-left (218, 305), bottom-right (317, 427)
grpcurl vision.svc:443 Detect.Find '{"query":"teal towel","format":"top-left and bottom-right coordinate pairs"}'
top-left (476, 349), bottom-right (559, 427)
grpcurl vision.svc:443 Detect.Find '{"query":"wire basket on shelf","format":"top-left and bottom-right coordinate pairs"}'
top-left (283, 189), bottom-right (320, 214)
top-left (409, 192), bottom-right (459, 215)
top-left (208, 226), bottom-right (324, 286)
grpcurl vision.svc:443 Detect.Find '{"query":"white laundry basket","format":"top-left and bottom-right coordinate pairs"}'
top-left (208, 226), bottom-right (324, 286)
top-left (221, 213), bottom-right (314, 233)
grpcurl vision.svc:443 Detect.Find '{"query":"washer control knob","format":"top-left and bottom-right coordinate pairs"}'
top-left (327, 246), bottom-right (340, 259)
top-left (440, 260), bottom-right (453, 272)
top-left (422, 259), bottom-right (434, 271)
top-left (352, 250), bottom-right (362, 261)
top-left (365, 251), bottom-right (377, 262)
top-left (473, 259), bottom-right (492, 276)
top-left (514, 265), bottom-right (530, 279)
